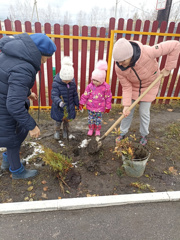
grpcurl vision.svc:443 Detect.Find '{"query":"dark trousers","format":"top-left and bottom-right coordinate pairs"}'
top-left (7, 124), bottom-right (28, 171)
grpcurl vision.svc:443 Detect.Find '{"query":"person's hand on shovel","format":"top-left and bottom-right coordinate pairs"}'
top-left (123, 106), bottom-right (131, 117)
top-left (161, 68), bottom-right (170, 77)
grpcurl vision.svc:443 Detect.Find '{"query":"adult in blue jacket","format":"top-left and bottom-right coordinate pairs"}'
top-left (0, 33), bottom-right (56, 179)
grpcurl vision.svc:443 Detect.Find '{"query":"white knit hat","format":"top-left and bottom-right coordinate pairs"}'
top-left (113, 38), bottom-right (133, 62)
top-left (59, 56), bottom-right (74, 80)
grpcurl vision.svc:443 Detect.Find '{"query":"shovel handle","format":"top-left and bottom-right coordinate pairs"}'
top-left (100, 74), bottom-right (163, 140)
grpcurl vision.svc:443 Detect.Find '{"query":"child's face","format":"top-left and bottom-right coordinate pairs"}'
top-left (92, 79), bottom-right (102, 87)
top-left (62, 80), bottom-right (72, 84)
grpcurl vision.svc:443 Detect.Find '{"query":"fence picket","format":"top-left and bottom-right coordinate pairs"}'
top-left (73, 25), bottom-right (79, 87)
top-left (89, 26), bottom-right (97, 84)
top-left (35, 22), bottom-right (46, 106)
top-left (45, 23), bottom-right (53, 106)
top-left (80, 26), bottom-right (88, 96)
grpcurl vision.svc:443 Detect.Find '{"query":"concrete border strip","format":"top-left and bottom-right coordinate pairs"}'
top-left (0, 191), bottom-right (180, 214)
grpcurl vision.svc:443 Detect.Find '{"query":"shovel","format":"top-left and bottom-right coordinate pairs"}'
top-left (87, 74), bottom-right (163, 154)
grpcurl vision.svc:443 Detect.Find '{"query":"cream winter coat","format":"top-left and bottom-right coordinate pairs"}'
top-left (115, 40), bottom-right (180, 106)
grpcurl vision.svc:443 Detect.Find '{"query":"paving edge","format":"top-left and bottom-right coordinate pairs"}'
top-left (0, 191), bottom-right (180, 215)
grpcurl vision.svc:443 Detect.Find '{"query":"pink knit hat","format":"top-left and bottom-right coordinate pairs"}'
top-left (91, 60), bottom-right (108, 84)
top-left (113, 38), bottom-right (133, 62)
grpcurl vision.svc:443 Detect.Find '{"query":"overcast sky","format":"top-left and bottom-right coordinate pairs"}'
top-left (0, 0), bottom-right (161, 20)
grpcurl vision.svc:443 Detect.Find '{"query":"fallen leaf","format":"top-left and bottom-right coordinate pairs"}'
top-left (86, 194), bottom-right (98, 197)
top-left (41, 180), bottom-right (47, 185)
top-left (167, 109), bottom-right (173, 112)
top-left (24, 197), bottom-right (29, 201)
top-left (27, 186), bottom-right (33, 191)
top-left (28, 181), bottom-right (32, 185)
top-left (6, 198), bottom-right (13, 203)
top-left (43, 186), bottom-right (48, 191)
top-left (66, 190), bottom-right (70, 194)
top-left (169, 166), bottom-right (178, 175)
top-left (41, 192), bottom-right (48, 199)
top-left (109, 118), bottom-right (114, 121)
top-left (103, 121), bottom-right (107, 125)
top-left (29, 193), bottom-right (36, 198)
top-left (112, 158), bottom-right (115, 160)
top-left (145, 174), bottom-right (150, 178)
top-left (58, 197), bottom-right (62, 199)
top-left (29, 198), bottom-right (33, 201)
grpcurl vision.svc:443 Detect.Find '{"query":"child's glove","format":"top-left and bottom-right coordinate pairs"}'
top-left (79, 104), bottom-right (84, 113)
top-left (104, 109), bottom-right (110, 113)
top-left (59, 102), bottom-right (66, 108)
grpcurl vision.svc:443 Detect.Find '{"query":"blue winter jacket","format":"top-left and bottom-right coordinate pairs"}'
top-left (0, 33), bottom-right (41, 147)
top-left (51, 74), bottom-right (79, 122)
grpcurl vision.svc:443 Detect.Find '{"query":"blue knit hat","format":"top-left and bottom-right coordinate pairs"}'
top-left (30, 33), bottom-right (56, 56)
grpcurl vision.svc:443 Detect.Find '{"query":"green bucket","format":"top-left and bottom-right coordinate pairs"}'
top-left (122, 153), bottom-right (150, 177)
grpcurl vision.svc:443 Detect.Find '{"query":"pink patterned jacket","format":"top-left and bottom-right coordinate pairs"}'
top-left (115, 40), bottom-right (180, 106)
top-left (80, 82), bottom-right (112, 112)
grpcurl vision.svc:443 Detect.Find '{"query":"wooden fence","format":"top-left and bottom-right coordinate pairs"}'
top-left (0, 17), bottom-right (180, 108)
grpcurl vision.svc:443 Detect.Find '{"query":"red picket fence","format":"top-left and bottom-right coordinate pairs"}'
top-left (0, 17), bottom-right (180, 107)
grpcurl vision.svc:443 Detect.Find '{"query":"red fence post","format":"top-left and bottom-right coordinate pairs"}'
top-left (80, 26), bottom-right (88, 96)
top-left (35, 22), bottom-right (46, 107)
top-left (88, 26), bottom-right (97, 84)
top-left (45, 23), bottom-right (53, 106)
top-left (14, 20), bottom-right (22, 32)
top-left (106, 17), bottom-right (115, 63)
top-left (133, 19), bottom-right (142, 41)
top-left (114, 18), bottom-right (125, 104)
top-left (73, 25), bottom-right (79, 87)
top-left (54, 24), bottom-right (61, 74)
top-left (4, 19), bottom-right (12, 33)
top-left (141, 20), bottom-right (150, 45)
top-left (98, 27), bottom-right (106, 60)
top-left (63, 24), bottom-right (70, 57)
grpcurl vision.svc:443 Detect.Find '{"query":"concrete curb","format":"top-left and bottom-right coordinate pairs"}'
top-left (0, 191), bottom-right (180, 215)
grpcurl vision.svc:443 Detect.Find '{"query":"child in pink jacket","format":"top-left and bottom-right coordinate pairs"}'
top-left (113, 38), bottom-right (180, 145)
top-left (79, 60), bottom-right (112, 136)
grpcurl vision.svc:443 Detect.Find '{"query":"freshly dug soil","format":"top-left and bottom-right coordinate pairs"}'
top-left (0, 103), bottom-right (180, 203)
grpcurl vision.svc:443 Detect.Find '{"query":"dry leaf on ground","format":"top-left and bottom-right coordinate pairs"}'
top-left (27, 186), bottom-right (33, 191)
top-left (41, 180), bottom-right (47, 184)
top-left (43, 186), bottom-right (48, 191)
top-left (169, 166), bottom-right (178, 175)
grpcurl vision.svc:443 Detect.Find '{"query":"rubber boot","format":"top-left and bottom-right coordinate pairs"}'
top-left (1, 152), bottom-right (26, 171)
top-left (54, 131), bottom-right (60, 140)
top-left (54, 122), bottom-right (61, 140)
top-left (87, 124), bottom-right (94, 136)
top-left (63, 122), bottom-right (69, 139)
top-left (95, 125), bottom-right (101, 136)
top-left (10, 164), bottom-right (38, 180)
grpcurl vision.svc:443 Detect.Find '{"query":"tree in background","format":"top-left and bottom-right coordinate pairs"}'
top-left (7, 0), bottom-right (176, 27)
